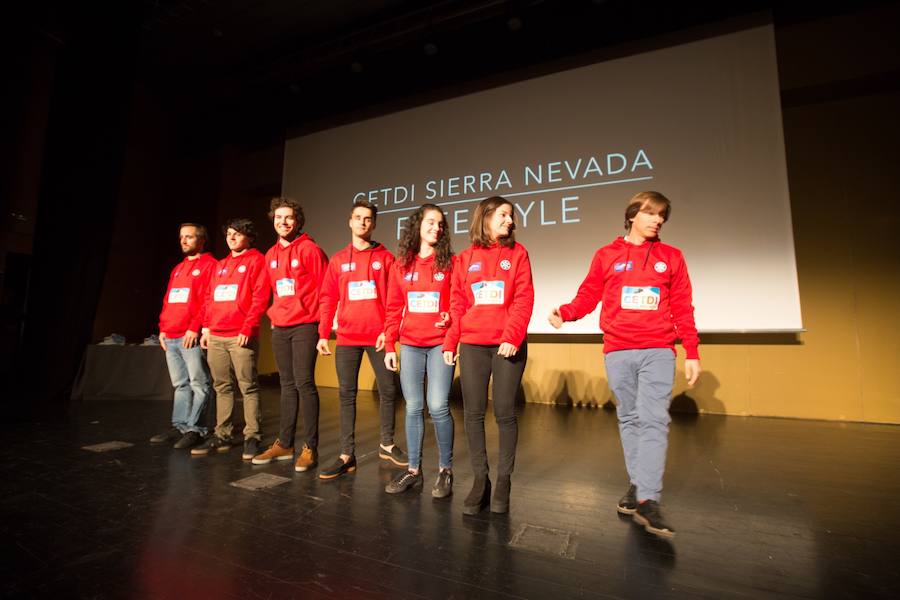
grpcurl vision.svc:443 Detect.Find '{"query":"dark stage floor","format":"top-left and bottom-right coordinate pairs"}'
top-left (3, 387), bottom-right (899, 599)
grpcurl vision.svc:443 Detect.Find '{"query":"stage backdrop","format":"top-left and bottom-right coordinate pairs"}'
top-left (283, 24), bottom-right (801, 334)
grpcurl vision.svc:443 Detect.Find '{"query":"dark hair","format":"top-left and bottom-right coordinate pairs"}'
top-left (350, 199), bottom-right (378, 223)
top-left (268, 197), bottom-right (305, 230)
top-left (179, 223), bottom-right (208, 242)
top-left (625, 191), bottom-right (670, 231)
top-left (223, 218), bottom-right (257, 242)
top-left (397, 204), bottom-right (454, 272)
top-left (470, 196), bottom-right (515, 248)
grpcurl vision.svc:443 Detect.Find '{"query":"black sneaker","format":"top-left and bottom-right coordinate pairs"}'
top-left (150, 427), bottom-right (180, 444)
top-left (191, 436), bottom-right (232, 456)
top-left (242, 438), bottom-right (261, 460)
top-left (173, 431), bottom-right (202, 449)
top-left (432, 469), bottom-right (453, 499)
top-left (318, 455), bottom-right (357, 480)
top-left (379, 444), bottom-right (409, 468)
top-left (462, 474), bottom-right (491, 515)
top-left (617, 484), bottom-right (638, 515)
top-left (491, 475), bottom-right (511, 514)
top-left (385, 470), bottom-right (423, 494)
top-left (634, 500), bottom-right (676, 538)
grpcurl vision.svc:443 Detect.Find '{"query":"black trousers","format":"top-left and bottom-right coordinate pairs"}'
top-left (271, 323), bottom-right (320, 449)
top-left (335, 344), bottom-right (400, 456)
top-left (459, 342), bottom-right (528, 477)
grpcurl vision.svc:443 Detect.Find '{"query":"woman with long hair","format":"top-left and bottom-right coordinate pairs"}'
top-left (442, 196), bottom-right (534, 514)
top-left (383, 204), bottom-right (456, 497)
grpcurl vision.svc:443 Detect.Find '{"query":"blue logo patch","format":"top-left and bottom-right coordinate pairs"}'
top-left (468, 262), bottom-right (482, 272)
top-left (614, 261), bottom-right (633, 272)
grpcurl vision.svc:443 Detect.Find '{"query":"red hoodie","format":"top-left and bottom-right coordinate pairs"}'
top-left (202, 249), bottom-right (270, 338)
top-left (443, 242), bottom-right (534, 351)
top-left (318, 242), bottom-right (395, 346)
top-left (384, 254), bottom-right (456, 348)
top-left (158, 253), bottom-right (217, 338)
top-left (265, 233), bottom-right (328, 327)
top-left (558, 237), bottom-right (699, 359)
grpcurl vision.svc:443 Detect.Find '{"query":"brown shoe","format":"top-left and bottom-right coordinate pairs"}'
top-left (294, 445), bottom-right (318, 472)
top-left (251, 440), bottom-right (294, 465)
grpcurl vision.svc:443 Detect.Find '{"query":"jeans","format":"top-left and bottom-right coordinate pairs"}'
top-left (334, 344), bottom-right (400, 456)
top-left (604, 348), bottom-right (676, 502)
top-left (163, 337), bottom-right (211, 435)
top-left (271, 323), bottom-right (320, 449)
top-left (399, 344), bottom-right (454, 471)
top-left (206, 335), bottom-right (262, 441)
top-left (459, 342), bottom-right (527, 477)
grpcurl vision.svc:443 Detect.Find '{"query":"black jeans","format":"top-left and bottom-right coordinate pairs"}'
top-left (271, 323), bottom-right (320, 449)
top-left (459, 342), bottom-right (528, 477)
top-left (334, 344), bottom-right (400, 456)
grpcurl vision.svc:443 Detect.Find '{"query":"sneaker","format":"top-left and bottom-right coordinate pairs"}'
top-left (617, 484), bottom-right (638, 515)
top-left (251, 439), bottom-right (293, 464)
top-left (379, 444), bottom-right (409, 468)
top-left (491, 475), bottom-right (511, 514)
top-left (318, 455), bottom-right (357, 480)
top-left (432, 469), bottom-right (453, 499)
top-left (242, 438), bottom-right (262, 460)
top-left (634, 500), bottom-right (676, 538)
top-left (462, 474), bottom-right (491, 515)
top-left (385, 470), bottom-right (424, 494)
top-left (191, 436), bottom-right (232, 456)
top-left (173, 431), bottom-right (202, 449)
top-left (150, 427), bottom-right (180, 444)
top-left (294, 445), bottom-right (318, 472)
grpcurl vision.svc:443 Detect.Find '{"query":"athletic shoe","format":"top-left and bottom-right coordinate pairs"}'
top-left (242, 438), bottom-right (262, 460)
top-left (491, 475), bottom-right (511, 514)
top-left (633, 500), bottom-right (676, 538)
top-left (462, 475), bottom-right (491, 515)
top-left (173, 431), bottom-right (202, 449)
top-left (191, 435), bottom-right (232, 455)
top-left (150, 427), bottom-right (180, 444)
top-left (432, 469), bottom-right (453, 499)
top-left (251, 439), bottom-right (293, 465)
top-left (294, 445), bottom-right (318, 472)
top-left (385, 470), bottom-right (423, 494)
top-left (318, 455), bottom-right (357, 480)
top-left (379, 444), bottom-right (409, 467)
top-left (617, 484), bottom-right (638, 515)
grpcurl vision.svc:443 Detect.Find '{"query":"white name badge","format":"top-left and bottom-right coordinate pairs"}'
top-left (621, 286), bottom-right (660, 310)
top-left (276, 278), bottom-right (295, 297)
top-left (168, 287), bottom-right (189, 304)
top-left (472, 281), bottom-right (505, 305)
top-left (214, 284), bottom-right (238, 302)
top-left (407, 291), bottom-right (439, 313)
top-left (348, 280), bottom-right (377, 301)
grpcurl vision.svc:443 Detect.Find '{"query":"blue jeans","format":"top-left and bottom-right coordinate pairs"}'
top-left (164, 337), bottom-right (211, 435)
top-left (399, 344), bottom-right (454, 470)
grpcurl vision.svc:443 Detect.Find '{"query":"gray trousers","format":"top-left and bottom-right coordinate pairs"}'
top-left (604, 348), bottom-right (676, 502)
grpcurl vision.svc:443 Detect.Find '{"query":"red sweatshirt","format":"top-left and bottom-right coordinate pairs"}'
top-left (158, 253), bottom-right (217, 338)
top-left (443, 242), bottom-right (534, 351)
top-left (265, 233), bottom-right (328, 327)
top-left (202, 249), bottom-right (270, 338)
top-left (558, 237), bottom-right (699, 359)
top-left (384, 254), bottom-right (456, 348)
top-left (318, 242), bottom-right (395, 346)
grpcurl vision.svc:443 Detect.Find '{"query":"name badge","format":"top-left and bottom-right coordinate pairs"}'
top-left (621, 286), bottom-right (660, 310)
top-left (407, 291), bottom-right (439, 313)
top-left (348, 280), bottom-right (377, 301)
top-left (472, 281), bottom-right (505, 305)
top-left (276, 278), bottom-right (295, 297)
top-left (214, 284), bottom-right (238, 302)
top-left (168, 287), bottom-right (189, 304)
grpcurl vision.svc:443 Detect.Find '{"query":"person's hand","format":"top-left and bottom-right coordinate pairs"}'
top-left (375, 332), bottom-right (386, 352)
top-left (443, 351), bottom-right (457, 366)
top-left (435, 312), bottom-right (450, 328)
top-left (497, 342), bottom-right (518, 358)
top-left (316, 339), bottom-right (332, 355)
top-left (385, 351), bottom-right (398, 372)
top-left (548, 307), bottom-right (564, 329)
top-left (182, 330), bottom-right (199, 348)
top-left (237, 333), bottom-right (250, 347)
top-left (685, 359), bottom-right (701, 387)
top-left (199, 332), bottom-right (210, 349)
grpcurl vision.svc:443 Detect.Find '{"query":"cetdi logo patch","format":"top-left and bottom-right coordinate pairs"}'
top-left (168, 287), bottom-right (190, 304)
top-left (214, 284), bottom-right (238, 302)
top-left (472, 281), bottom-right (505, 305)
top-left (407, 291), bottom-right (439, 313)
top-left (276, 278), bottom-right (295, 297)
top-left (348, 280), bottom-right (377, 301)
top-left (620, 286), bottom-right (660, 310)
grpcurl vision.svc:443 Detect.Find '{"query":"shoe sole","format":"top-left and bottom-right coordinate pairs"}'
top-left (191, 446), bottom-right (231, 456)
top-left (295, 462), bottom-right (318, 472)
top-left (462, 502), bottom-right (488, 515)
top-left (385, 479), bottom-right (423, 494)
top-left (632, 513), bottom-right (675, 538)
top-left (379, 451), bottom-right (409, 467)
top-left (250, 454), bottom-right (293, 465)
top-left (432, 488), bottom-right (452, 499)
top-left (617, 505), bottom-right (637, 515)
top-left (318, 466), bottom-right (356, 480)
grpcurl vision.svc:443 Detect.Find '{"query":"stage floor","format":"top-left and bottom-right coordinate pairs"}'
top-left (3, 387), bottom-right (899, 599)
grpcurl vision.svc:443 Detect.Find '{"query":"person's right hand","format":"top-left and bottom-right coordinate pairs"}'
top-left (159, 332), bottom-right (168, 352)
top-left (199, 332), bottom-right (210, 349)
top-left (443, 351), bottom-right (457, 366)
top-left (548, 307), bottom-right (564, 329)
top-left (384, 351), bottom-right (398, 372)
top-left (316, 339), bottom-right (332, 355)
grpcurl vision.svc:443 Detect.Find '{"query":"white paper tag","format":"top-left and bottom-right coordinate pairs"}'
top-left (276, 278), bottom-right (295, 297)
top-left (621, 286), bottom-right (660, 310)
top-left (168, 287), bottom-right (189, 304)
top-left (472, 281), bottom-right (504, 305)
top-left (214, 284), bottom-right (238, 302)
top-left (348, 280), bottom-right (377, 301)
top-left (407, 291), bottom-right (440, 313)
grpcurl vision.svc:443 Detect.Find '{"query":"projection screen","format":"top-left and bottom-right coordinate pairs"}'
top-left (282, 24), bottom-right (803, 334)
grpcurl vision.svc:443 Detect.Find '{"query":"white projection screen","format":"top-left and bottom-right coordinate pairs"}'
top-left (282, 24), bottom-right (803, 334)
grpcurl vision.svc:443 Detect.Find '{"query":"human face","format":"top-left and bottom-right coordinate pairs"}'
top-left (226, 228), bottom-right (251, 253)
top-left (349, 207), bottom-right (375, 241)
top-left (629, 202), bottom-right (665, 242)
top-left (179, 226), bottom-right (202, 256)
top-left (419, 209), bottom-right (444, 248)
top-left (487, 203), bottom-right (514, 241)
top-left (273, 206), bottom-right (297, 240)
